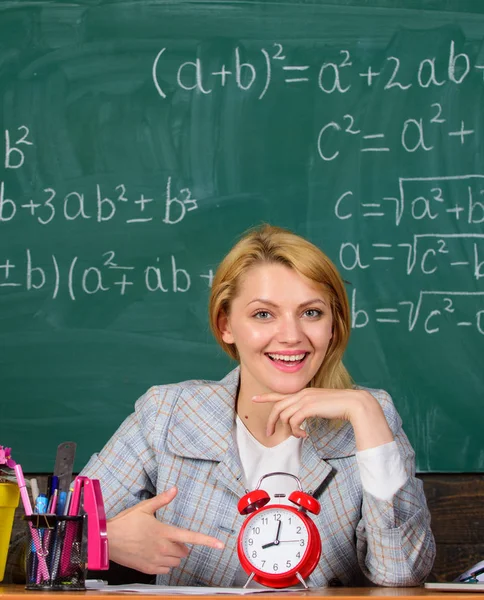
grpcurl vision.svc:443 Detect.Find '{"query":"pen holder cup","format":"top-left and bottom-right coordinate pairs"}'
top-left (24, 514), bottom-right (87, 591)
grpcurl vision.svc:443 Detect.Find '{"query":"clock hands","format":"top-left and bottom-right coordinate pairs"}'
top-left (261, 541), bottom-right (277, 549)
top-left (275, 520), bottom-right (282, 542)
top-left (261, 520), bottom-right (282, 549)
top-left (262, 540), bottom-right (300, 548)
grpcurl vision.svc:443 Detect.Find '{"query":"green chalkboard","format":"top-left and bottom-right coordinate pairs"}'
top-left (1, 0), bottom-right (483, 473)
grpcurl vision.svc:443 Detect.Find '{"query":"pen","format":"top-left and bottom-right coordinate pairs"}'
top-left (50, 475), bottom-right (59, 498)
top-left (68, 477), bottom-right (82, 516)
top-left (51, 487), bottom-right (74, 581)
top-left (60, 478), bottom-right (83, 576)
top-left (42, 490), bottom-right (58, 584)
top-left (14, 464), bottom-right (50, 582)
top-left (461, 566), bottom-right (484, 583)
top-left (46, 475), bottom-right (53, 500)
top-left (63, 489), bottom-right (73, 516)
top-left (57, 491), bottom-right (67, 516)
top-left (48, 489), bottom-right (58, 514)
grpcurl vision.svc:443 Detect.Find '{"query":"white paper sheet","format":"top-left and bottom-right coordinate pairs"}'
top-left (85, 581), bottom-right (298, 595)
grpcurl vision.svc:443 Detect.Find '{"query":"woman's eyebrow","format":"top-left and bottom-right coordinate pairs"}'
top-left (246, 298), bottom-right (329, 308)
top-left (299, 298), bottom-right (329, 309)
top-left (246, 298), bottom-right (278, 307)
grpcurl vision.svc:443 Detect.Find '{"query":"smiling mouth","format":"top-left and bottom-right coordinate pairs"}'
top-left (266, 352), bottom-right (309, 365)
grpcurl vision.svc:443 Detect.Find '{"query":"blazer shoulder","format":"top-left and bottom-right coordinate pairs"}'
top-left (134, 373), bottom-right (236, 414)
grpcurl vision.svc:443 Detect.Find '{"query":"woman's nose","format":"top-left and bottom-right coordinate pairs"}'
top-left (276, 316), bottom-right (303, 344)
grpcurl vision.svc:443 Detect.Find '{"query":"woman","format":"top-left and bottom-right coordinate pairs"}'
top-left (81, 224), bottom-right (435, 587)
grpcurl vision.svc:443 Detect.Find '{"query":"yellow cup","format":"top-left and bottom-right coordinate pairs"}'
top-left (0, 482), bottom-right (20, 582)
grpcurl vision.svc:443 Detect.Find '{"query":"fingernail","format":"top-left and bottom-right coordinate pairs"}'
top-left (215, 542), bottom-right (224, 549)
top-left (252, 395), bottom-right (259, 401)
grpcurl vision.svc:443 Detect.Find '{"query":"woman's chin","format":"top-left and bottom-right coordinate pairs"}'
top-left (266, 379), bottom-right (311, 396)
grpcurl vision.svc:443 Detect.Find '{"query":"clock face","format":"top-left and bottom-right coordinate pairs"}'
top-left (240, 506), bottom-right (309, 575)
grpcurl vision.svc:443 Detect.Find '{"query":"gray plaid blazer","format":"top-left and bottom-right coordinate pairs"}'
top-left (81, 368), bottom-right (435, 587)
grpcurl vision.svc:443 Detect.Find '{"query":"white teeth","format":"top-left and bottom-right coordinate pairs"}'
top-left (268, 353), bottom-right (306, 362)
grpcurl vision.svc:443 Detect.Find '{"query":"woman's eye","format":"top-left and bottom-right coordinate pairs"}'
top-left (253, 310), bottom-right (271, 320)
top-left (304, 309), bottom-right (322, 318)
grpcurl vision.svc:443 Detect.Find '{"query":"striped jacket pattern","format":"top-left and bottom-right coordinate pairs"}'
top-left (81, 368), bottom-right (435, 587)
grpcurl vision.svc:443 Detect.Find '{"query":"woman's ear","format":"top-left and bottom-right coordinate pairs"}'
top-left (218, 312), bottom-right (235, 344)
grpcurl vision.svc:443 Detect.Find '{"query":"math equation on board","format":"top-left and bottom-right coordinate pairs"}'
top-left (0, 38), bottom-right (483, 337)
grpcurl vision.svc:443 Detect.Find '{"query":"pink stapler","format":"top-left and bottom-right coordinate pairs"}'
top-left (60, 475), bottom-right (109, 574)
top-left (76, 477), bottom-right (109, 570)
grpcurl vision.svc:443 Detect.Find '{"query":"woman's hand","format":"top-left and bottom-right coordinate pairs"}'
top-left (253, 388), bottom-right (394, 451)
top-left (107, 486), bottom-right (224, 574)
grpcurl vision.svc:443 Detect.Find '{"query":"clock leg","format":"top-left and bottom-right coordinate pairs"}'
top-left (295, 572), bottom-right (309, 590)
top-left (243, 572), bottom-right (256, 589)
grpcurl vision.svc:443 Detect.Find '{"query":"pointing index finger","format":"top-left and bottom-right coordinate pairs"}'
top-left (163, 524), bottom-right (225, 549)
top-left (252, 393), bottom-right (286, 403)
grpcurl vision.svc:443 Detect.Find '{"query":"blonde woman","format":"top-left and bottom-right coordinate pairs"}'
top-left (81, 225), bottom-right (435, 587)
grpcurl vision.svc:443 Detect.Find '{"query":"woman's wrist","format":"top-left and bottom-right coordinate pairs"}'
top-left (348, 390), bottom-right (394, 451)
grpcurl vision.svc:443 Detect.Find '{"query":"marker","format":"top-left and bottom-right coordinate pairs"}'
top-left (30, 478), bottom-right (40, 505)
top-left (33, 493), bottom-right (49, 585)
top-left (35, 494), bottom-right (48, 515)
top-left (14, 464), bottom-right (50, 582)
top-left (14, 464), bottom-right (33, 515)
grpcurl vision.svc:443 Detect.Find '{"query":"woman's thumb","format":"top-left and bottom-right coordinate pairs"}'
top-left (140, 486), bottom-right (177, 514)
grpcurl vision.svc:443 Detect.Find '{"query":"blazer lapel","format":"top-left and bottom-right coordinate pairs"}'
top-left (299, 435), bottom-right (334, 495)
top-left (299, 416), bottom-right (357, 495)
top-left (213, 438), bottom-right (247, 498)
top-left (166, 368), bottom-right (246, 498)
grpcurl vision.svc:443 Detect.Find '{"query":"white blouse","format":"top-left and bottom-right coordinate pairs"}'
top-left (235, 414), bottom-right (408, 503)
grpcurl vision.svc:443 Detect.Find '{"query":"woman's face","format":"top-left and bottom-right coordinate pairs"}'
top-left (220, 263), bottom-right (334, 397)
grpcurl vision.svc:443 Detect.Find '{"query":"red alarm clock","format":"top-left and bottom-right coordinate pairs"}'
top-left (237, 472), bottom-right (321, 589)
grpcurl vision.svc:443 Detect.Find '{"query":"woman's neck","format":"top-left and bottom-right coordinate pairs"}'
top-left (236, 384), bottom-right (293, 448)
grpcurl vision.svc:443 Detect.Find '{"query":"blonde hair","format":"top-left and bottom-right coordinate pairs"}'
top-left (209, 224), bottom-right (353, 389)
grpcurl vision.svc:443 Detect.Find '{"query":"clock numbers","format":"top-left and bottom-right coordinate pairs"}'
top-left (241, 506), bottom-right (310, 575)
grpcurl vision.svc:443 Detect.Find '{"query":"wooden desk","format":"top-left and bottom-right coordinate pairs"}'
top-left (0, 584), bottom-right (477, 600)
